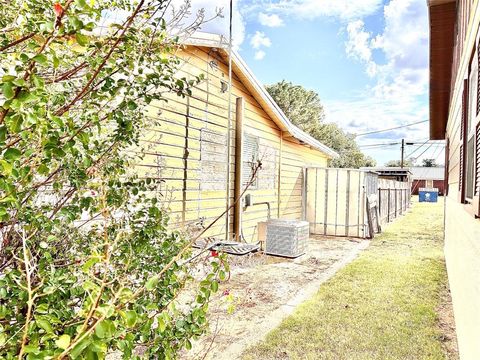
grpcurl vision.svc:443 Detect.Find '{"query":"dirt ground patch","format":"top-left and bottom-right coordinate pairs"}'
top-left (181, 237), bottom-right (369, 360)
top-left (437, 283), bottom-right (459, 359)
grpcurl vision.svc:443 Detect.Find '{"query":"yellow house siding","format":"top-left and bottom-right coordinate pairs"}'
top-left (279, 138), bottom-right (328, 220)
top-left (136, 45), bottom-right (329, 241)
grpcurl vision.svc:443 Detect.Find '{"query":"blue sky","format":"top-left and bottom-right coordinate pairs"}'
top-left (188, 0), bottom-right (445, 166)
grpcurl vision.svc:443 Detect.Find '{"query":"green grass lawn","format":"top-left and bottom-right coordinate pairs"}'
top-left (243, 199), bottom-right (456, 360)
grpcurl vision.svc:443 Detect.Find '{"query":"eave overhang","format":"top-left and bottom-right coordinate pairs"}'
top-left (428, 0), bottom-right (456, 140)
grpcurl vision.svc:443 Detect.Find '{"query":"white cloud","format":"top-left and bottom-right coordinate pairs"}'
top-left (325, 94), bottom-right (432, 165)
top-left (254, 50), bottom-right (266, 60)
top-left (258, 13), bottom-right (284, 27)
top-left (250, 31), bottom-right (272, 49)
top-left (345, 20), bottom-right (379, 77)
top-left (323, 0), bottom-right (433, 165)
top-left (246, 0), bottom-right (382, 21)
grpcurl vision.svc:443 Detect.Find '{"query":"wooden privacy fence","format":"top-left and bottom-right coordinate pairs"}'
top-left (377, 179), bottom-right (411, 225)
top-left (304, 168), bottom-right (411, 239)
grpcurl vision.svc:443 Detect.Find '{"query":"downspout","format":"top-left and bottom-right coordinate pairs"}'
top-left (234, 97), bottom-right (244, 241)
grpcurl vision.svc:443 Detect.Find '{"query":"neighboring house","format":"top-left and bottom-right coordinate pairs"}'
top-left (138, 33), bottom-right (337, 242)
top-left (360, 167), bottom-right (412, 182)
top-left (410, 166), bottom-right (445, 195)
top-left (428, 1), bottom-right (480, 359)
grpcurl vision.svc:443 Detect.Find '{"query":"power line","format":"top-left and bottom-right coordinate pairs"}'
top-left (358, 140), bottom-right (435, 148)
top-left (411, 143), bottom-right (434, 161)
top-left (354, 120), bottom-right (429, 137)
top-left (411, 147), bottom-right (445, 194)
top-left (359, 140), bottom-right (443, 149)
top-left (405, 139), bottom-right (430, 158)
top-left (359, 142), bottom-right (400, 149)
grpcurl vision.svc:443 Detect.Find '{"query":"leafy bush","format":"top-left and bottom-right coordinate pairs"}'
top-left (0, 1), bottom-right (224, 358)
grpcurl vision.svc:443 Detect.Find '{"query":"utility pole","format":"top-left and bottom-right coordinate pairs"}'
top-left (401, 139), bottom-right (414, 168)
top-left (401, 139), bottom-right (405, 168)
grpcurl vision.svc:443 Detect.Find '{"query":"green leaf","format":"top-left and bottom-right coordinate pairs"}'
top-left (124, 310), bottom-right (137, 328)
top-left (32, 54), bottom-right (48, 65)
top-left (55, 334), bottom-right (71, 350)
top-left (82, 256), bottom-right (100, 272)
top-left (32, 75), bottom-right (45, 88)
top-left (2, 75), bottom-right (15, 82)
top-left (12, 79), bottom-right (25, 87)
top-left (10, 115), bottom-right (23, 133)
top-left (70, 338), bottom-right (91, 359)
top-left (23, 344), bottom-right (40, 354)
top-left (53, 54), bottom-right (60, 69)
top-left (3, 148), bottom-right (22, 161)
top-left (145, 275), bottom-right (159, 291)
top-left (0, 196), bottom-right (15, 204)
top-left (38, 163), bottom-right (49, 175)
top-left (0, 160), bottom-right (13, 175)
top-left (158, 317), bottom-right (166, 333)
top-left (70, 16), bottom-right (84, 30)
top-left (95, 320), bottom-right (115, 339)
top-left (36, 318), bottom-right (54, 334)
top-left (35, 303), bottom-right (49, 314)
top-left (89, 340), bottom-right (107, 353)
top-left (127, 100), bottom-right (137, 110)
top-left (96, 304), bottom-right (114, 318)
top-left (76, 33), bottom-right (89, 47)
top-left (118, 288), bottom-right (134, 303)
top-left (219, 270), bottom-right (226, 281)
top-left (0, 127), bottom-right (6, 142)
top-left (2, 82), bottom-right (14, 100)
top-left (75, 0), bottom-right (87, 8)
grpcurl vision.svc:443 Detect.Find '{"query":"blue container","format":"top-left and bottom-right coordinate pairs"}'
top-left (419, 188), bottom-right (439, 202)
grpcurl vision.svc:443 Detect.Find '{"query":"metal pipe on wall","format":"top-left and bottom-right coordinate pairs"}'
top-left (225, 0), bottom-right (234, 240)
top-left (233, 97), bottom-right (244, 241)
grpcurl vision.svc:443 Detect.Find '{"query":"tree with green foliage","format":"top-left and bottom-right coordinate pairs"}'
top-left (266, 81), bottom-right (376, 168)
top-left (422, 158), bottom-right (438, 167)
top-left (266, 80), bottom-right (326, 132)
top-left (0, 1), bottom-right (227, 358)
top-left (385, 159), bottom-right (414, 167)
top-left (310, 123), bottom-right (376, 168)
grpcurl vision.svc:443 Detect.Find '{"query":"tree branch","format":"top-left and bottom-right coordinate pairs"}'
top-left (0, 33), bottom-right (35, 52)
top-left (55, 0), bottom-right (147, 117)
